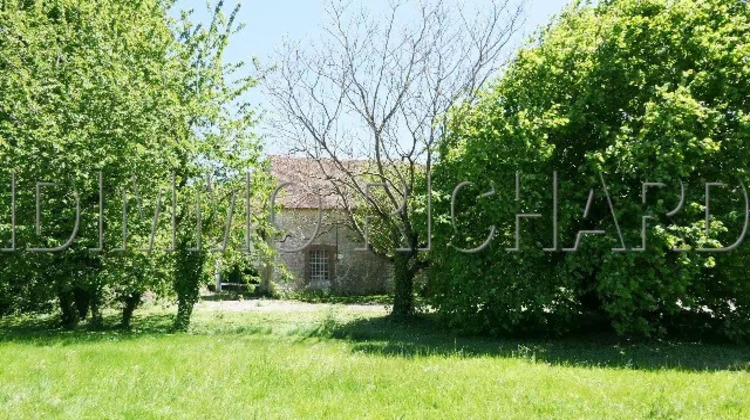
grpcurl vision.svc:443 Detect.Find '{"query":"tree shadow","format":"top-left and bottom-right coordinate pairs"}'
top-left (0, 312), bottom-right (177, 346)
top-left (323, 315), bottom-right (750, 372)
top-left (0, 310), bottom-right (277, 346)
top-left (3, 308), bottom-right (750, 372)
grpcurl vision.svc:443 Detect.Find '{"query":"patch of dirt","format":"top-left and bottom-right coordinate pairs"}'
top-left (196, 299), bottom-right (389, 314)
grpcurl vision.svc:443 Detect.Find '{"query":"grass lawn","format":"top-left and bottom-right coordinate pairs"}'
top-left (1, 300), bottom-right (749, 419)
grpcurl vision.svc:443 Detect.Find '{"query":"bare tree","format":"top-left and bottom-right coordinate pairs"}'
top-left (262, 0), bottom-right (524, 317)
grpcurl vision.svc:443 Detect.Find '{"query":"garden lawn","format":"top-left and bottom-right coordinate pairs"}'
top-left (0, 300), bottom-right (749, 419)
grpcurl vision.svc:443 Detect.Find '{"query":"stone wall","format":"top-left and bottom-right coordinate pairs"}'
top-left (272, 209), bottom-right (393, 295)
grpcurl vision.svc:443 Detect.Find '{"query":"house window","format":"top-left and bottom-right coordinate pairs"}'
top-left (306, 245), bottom-right (336, 283)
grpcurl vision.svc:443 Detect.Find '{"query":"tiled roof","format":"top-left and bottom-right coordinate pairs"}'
top-left (269, 155), bottom-right (366, 210)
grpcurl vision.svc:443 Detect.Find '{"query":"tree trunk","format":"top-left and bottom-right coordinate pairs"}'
top-left (173, 296), bottom-right (195, 332)
top-left (88, 288), bottom-right (103, 328)
top-left (58, 290), bottom-right (79, 329)
top-left (89, 299), bottom-right (103, 328)
top-left (73, 287), bottom-right (90, 321)
top-left (121, 292), bottom-right (142, 329)
top-left (391, 253), bottom-right (415, 319)
top-left (173, 242), bottom-right (205, 332)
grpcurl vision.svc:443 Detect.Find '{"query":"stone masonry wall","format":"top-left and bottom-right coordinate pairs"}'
top-left (272, 209), bottom-right (393, 295)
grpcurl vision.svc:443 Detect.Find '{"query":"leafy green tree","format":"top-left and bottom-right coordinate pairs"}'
top-left (430, 0), bottom-right (750, 339)
top-left (0, 0), bottom-right (271, 330)
top-left (0, 0), bottom-right (182, 325)
top-left (169, 1), bottom-right (271, 331)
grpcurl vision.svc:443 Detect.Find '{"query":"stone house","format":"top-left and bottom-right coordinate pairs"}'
top-left (268, 156), bottom-right (393, 295)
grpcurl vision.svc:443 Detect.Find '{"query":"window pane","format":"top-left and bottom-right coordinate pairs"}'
top-left (309, 249), bottom-right (329, 282)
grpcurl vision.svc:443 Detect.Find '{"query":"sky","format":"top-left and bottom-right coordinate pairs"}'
top-left (175, 0), bottom-right (572, 67)
top-left (173, 0), bottom-right (574, 152)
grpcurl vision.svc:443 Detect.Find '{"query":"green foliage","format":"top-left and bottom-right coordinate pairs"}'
top-left (429, 0), bottom-right (750, 339)
top-left (168, 0), bottom-right (273, 330)
top-left (0, 0), bottom-right (182, 322)
top-left (0, 0), bottom-right (272, 329)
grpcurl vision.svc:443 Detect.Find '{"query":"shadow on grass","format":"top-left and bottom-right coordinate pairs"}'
top-left (0, 312), bottom-right (178, 346)
top-left (321, 315), bottom-right (750, 372)
top-left (0, 310), bottom-right (279, 346)
top-left (2, 308), bottom-right (750, 372)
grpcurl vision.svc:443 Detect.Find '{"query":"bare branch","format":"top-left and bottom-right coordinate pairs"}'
top-left (261, 0), bottom-right (525, 258)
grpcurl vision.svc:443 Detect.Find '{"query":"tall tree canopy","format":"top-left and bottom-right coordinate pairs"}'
top-left (429, 0), bottom-right (750, 339)
top-left (0, 0), bottom-right (270, 329)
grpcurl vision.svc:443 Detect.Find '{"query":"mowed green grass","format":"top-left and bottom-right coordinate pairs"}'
top-left (1, 300), bottom-right (749, 419)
